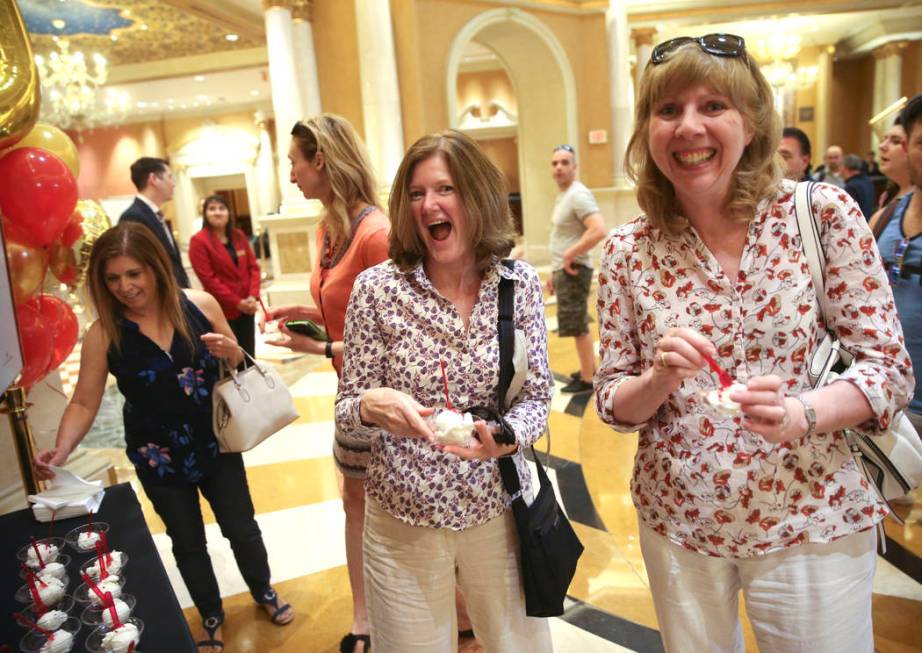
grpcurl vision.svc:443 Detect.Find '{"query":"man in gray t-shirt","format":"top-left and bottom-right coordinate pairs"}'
top-left (547, 144), bottom-right (606, 393)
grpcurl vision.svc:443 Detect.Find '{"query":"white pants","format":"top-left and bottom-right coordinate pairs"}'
top-left (639, 521), bottom-right (877, 653)
top-left (363, 497), bottom-right (553, 653)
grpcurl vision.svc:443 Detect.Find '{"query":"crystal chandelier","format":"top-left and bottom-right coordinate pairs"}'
top-left (34, 38), bottom-right (130, 130)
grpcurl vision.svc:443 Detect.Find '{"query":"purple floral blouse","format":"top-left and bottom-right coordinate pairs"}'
top-left (336, 258), bottom-right (554, 530)
top-left (595, 180), bottom-right (914, 558)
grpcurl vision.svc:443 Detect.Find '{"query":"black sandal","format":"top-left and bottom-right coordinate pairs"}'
top-left (258, 588), bottom-right (293, 625)
top-left (340, 633), bottom-right (371, 652)
top-left (197, 614), bottom-right (224, 651)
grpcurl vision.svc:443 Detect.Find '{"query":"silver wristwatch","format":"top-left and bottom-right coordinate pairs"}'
top-left (794, 395), bottom-right (817, 438)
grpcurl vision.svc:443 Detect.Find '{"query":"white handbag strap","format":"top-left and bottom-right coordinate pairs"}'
top-left (218, 349), bottom-right (260, 381)
top-left (794, 181), bottom-right (826, 307)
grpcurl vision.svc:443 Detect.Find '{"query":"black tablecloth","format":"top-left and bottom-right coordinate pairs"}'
top-left (0, 482), bottom-right (196, 651)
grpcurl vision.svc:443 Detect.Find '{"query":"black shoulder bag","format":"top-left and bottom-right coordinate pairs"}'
top-left (491, 261), bottom-right (584, 618)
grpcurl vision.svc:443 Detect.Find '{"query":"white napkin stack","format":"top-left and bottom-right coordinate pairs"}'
top-left (27, 466), bottom-right (105, 522)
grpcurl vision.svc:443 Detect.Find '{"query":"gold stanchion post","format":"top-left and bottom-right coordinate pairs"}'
top-left (1, 385), bottom-right (41, 495)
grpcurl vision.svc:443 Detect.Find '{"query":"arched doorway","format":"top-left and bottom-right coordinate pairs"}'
top-left (447, 9), bottom-right (578, 264)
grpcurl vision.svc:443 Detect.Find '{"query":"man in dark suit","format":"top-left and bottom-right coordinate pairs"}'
top-left (119, 157), bottom-right (191, 287)
top-left (842, 153), bottom-right (876, 219)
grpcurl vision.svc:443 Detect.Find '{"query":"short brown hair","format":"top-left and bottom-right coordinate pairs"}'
top-left (388, 130), bottom-right (514, 271)
top-left (87, 222), bottom-right (192, 353)
top-left (626, 42), bottom-right (782, 232)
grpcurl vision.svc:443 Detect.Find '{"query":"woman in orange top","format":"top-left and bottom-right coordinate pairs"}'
top-left (188, 195), bottom-right (262, 356)
top-left (266, 114), bottom-right (388, 653)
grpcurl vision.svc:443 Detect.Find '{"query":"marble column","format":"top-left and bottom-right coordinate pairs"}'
top-left (871, 41), bottom-right (906, 148)
top-left (631, 28), bottom-right (657, 96)
top-left (606, 0), bottom-right (633, 188)
top-left (815, 46), bottom-right (833, 161)
top-left (254, 110), bottom-right (279, 219)
top-left (291, 0), bottom-right (322, 119)
top-left (262, 0), bottom-right (310, 215)
top-left (354, 0), bottom-right (404, 186)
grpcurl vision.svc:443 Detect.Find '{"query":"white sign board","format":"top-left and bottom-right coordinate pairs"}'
top-left (0, 223), bottom-right (24, 393)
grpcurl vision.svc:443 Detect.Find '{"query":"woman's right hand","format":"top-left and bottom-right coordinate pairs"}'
top-left (652, 327), bottom-right (716, 387)
top-left (33, 448), bottom-right (70, 481)
top-left (265, 304), bottom-right (322, 323)
top-left (359, 388), bottom-right (435, 440)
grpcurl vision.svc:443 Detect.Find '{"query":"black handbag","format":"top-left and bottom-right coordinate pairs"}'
top-left (494, 261), bottom-right (584, 618)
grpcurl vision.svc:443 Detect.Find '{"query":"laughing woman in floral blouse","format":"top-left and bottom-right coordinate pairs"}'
top-left (34, 223), bottom-right (293, 652)
top-left (335, 131), bottom-right (554, 652)
top-left (595, 35), bottom-right (913, 653)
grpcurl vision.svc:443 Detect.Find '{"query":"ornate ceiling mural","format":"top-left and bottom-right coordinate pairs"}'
top-left (20, 0), bottom-right (263, 66)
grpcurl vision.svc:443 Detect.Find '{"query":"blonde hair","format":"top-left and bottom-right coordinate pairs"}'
top-left (290, 114), bottom-right (379, 245)
top-left (87, 223), bottom-right (192, 353)
top-left (388, 130), bottom-right (515, 271)
top-left (626, 42), bottom-right (783, 232)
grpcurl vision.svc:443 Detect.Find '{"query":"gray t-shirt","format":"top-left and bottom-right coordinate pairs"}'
top-left (549, 181), bottom-right (600, 271)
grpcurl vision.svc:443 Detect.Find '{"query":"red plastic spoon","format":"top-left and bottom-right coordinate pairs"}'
top-left (105, 592), bottom-right (123, 629)
top-left (439, 360), bottom-right (453, 411)
top-left (702, 352), bottom-right (733, 389)
top-left (14, 612), bottom-right (52, 639)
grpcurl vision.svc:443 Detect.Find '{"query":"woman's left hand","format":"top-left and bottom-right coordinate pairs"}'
top-left (731, 375), bottom-right (807, 443)
top-left (265, 324), bottom-right (325, 355)
top-left (440, 420), bottom-right (518, 460)
top-left (200, 333), bottom-right (241, 360)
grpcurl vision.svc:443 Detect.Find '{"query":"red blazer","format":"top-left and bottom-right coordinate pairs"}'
top-left (189, 228), bottom-right (261, 320)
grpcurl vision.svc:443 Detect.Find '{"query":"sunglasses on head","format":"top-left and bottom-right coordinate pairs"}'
top-left (553, 144), bottom-right (575, 154)
top-left (651, 33), bottom-right (747, 65)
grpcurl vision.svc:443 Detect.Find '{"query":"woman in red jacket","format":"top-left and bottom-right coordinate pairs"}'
top-left (189, 195), bottom-right (262, 356)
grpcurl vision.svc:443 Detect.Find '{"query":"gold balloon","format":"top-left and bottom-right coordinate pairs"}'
top-left (68, 199), bottom-right (111, 289)
top-left (10, 122), bottom-right (80, 178)
top-left (0, 0), bottom-right (41, 150)
top-left (6, 241), bottom-right (48, 305)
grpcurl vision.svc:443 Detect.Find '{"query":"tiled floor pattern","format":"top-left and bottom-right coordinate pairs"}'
top-left (83, 285), bottom-right (921, 652)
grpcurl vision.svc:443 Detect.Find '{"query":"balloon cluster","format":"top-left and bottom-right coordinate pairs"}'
top-left (1, 122), bottom-right (110, 391)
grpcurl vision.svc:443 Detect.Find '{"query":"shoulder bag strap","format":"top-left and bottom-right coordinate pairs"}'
top-left (794, 181), bottom-right (826, 302)
top-left (496, 260), bottom-right (552, 501)
top-left (872, 197), bottom-right (901, 240)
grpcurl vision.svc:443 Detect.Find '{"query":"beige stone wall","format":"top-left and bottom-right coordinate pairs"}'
top-left (312, 0), bottom-right (365, 137)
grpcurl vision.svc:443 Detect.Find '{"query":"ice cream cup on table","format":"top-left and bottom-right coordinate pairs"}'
top-left (80, 593), bottom-right (136, 628)
top-left (15, 575), bottom-right (69, 605)
top-left (17, 538), bottom-right (66, 569)
top-left (18, 616), bottom-right (81, 653)
top-left (20, 554), bottom-right (71, 582)
top-left (18, 596), bottom-right (76, 630)
top-left (85, 617), bottom-right (144, 653)
top-left (74, 573), bottom-right (126, 605)
top-left (64, 521), bottom-right (110, 554)
top-left (80, 550), bottom-right (128, 580)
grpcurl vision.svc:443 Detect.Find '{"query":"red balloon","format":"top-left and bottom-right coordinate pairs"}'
top-left (31, 295), bottom-right (79, 372)
top-left (0, 147), bottom-right (77, 248)
top-left (14, 301), bottom-right (53, 390)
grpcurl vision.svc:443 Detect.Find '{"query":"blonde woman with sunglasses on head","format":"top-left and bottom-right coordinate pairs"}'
top-left (594, 34), bottom-right (912, 652)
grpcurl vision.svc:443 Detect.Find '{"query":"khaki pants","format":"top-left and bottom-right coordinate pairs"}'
top-left (363, 497), bottom-right (553, 653)
top-left (639, 520), bottom-right (876, 653)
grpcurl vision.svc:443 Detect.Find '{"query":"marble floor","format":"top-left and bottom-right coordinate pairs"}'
top-left (83, 285), bottom-right (921, 652)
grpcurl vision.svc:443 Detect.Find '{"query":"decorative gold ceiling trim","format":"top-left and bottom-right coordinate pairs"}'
top-left (161, 0), bottom-right (265, 41)
top-left (107, 47), bottom-right (268, 84)
top-left (629, 0), bottom-right (913, 24)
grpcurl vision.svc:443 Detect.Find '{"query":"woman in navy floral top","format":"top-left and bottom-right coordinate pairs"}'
top-left (336, 131), bottom-right (554, 651)
top-left (34, 223), bottom-right (293, 652)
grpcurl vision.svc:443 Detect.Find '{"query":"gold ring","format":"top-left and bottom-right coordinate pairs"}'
top-left (660, 352), bottom-right (668, 368)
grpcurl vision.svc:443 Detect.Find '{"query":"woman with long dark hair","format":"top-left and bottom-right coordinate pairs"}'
top-left (34, 222), bottom-right (293, 652)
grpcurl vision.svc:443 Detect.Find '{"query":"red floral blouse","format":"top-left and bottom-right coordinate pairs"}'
top-left (595, 180), bottom-right (914, 558)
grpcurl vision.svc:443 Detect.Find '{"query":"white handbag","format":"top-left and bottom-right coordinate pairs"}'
top-left (212, 351), bottom-right (298, 453)
top-left (794, 181), bottom-right (922, 517)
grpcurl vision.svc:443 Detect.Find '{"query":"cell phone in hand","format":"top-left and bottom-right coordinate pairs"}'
top-left (284, 319), bottom-right (329, 341)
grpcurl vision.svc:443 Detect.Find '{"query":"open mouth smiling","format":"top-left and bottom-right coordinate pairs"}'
top-left (427, 220), bottom-right (453, 242)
